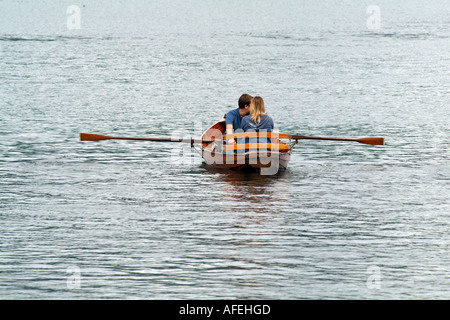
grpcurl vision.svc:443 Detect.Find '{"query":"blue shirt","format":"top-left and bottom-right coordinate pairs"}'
top-left (240, 115), bottom-right (274, 144)
top-left (241, 115), bottom-right (274, 132)
top-left (225, 108), bottom-right (243, 132)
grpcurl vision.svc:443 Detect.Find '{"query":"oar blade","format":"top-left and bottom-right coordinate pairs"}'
top-left (79, 133), bottom-right (112, 141)
top-left (356, 137), bottom-right (385, 145)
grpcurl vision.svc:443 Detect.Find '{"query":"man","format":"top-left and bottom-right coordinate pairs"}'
top-left (225, 94), bottom-right (253, 145)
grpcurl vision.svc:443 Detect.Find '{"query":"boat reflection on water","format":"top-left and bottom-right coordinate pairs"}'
top-left (200, 163), bottom-right (292, 216)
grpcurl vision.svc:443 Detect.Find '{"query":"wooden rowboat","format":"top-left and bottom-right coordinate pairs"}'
top-left (79, 122), bottom-right (383, 175)
top-left (198, 119), bottom-right (297, 174)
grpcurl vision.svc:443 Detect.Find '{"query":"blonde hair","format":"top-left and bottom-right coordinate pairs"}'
top-left (250, 96), bottom-right (267, 124)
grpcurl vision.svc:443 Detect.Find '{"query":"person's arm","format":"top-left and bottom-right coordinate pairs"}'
top-left (225, 111), bottom-right (236, 145)
top-left (226, 124), bottom-right (235, 144)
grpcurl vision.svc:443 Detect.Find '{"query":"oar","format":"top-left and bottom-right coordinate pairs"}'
top-left (80, 132), bottom-right (385, 146)
top-left (288, 134), bottom-right (385, 145)
top-left (79, 133), bottom-right (212, 144)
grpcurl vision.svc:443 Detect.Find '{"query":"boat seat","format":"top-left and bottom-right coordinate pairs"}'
top-left (223, 143), bottom-right (291, 152)
top-left (223, 132), bottom-right (291, 140)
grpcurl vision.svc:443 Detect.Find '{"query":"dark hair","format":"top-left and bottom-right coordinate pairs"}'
top-left (238, 94), bottom-right (253, 109)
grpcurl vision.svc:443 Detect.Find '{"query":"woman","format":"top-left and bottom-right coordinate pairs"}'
top-left (241, 95), bottom-right (274, 133)
top-left (239, 96), bottom-right (275, 146)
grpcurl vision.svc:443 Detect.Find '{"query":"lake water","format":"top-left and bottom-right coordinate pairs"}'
top-left (0, 0), bottom-right (449, 299)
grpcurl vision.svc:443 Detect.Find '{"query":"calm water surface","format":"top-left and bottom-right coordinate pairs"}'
top-left (0, 0), bottom-right (449, 299)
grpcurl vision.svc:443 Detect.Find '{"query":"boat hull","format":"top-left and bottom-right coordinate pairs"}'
top-left (200, 120), bottom-right (293, 174)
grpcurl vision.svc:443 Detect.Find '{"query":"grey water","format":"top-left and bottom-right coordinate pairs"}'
top-left (0, 0), bottom-right (449, 299)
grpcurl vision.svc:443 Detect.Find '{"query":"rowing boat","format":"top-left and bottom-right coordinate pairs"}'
top-left (198, 119), bottom-right (296, 174)
top-left (79, 122), bottom-right (384, 175)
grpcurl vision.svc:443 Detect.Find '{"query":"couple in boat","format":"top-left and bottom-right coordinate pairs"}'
top-left (225, 94), bottom-right (274, 149)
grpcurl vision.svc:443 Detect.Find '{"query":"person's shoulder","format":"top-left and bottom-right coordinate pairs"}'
top-left (263, 115), bottom-right (274, 128)
top-left (227, 108), bottom-right (239, 116)
top-left (226, 108), bottom-right (239, 123)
